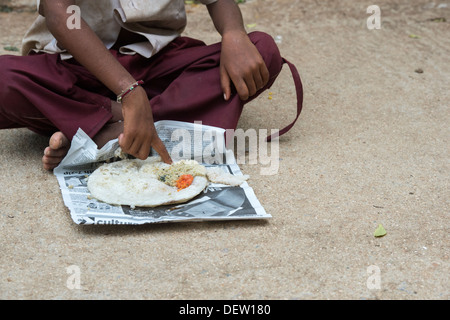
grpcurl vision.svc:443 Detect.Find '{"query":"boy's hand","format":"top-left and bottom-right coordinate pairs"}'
top-left (206, 0), bottom-right (269, 101)
top-left (119, 86), bottom-right (172, 164)
top-left (220, 32), bottom-right (270, 102)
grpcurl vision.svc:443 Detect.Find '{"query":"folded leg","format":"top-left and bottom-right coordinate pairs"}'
top-left (0, 53), bottom-right (113, 140)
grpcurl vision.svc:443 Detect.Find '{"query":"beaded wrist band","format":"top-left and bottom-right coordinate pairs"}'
top-left (117, 80), bottom-right (145, 103)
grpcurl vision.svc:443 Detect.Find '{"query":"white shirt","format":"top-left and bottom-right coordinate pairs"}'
top-left (22, 0), bottom-right (217, 59)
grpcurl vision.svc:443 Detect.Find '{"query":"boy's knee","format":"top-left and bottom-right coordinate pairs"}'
top-left (248, 31), bottom-right (283, 76)
top-left (0, 56), bottom-right (17, 100)
top-left (0, 57), bottom-right (14, 109)
top-left (0, 55), bottom-right (31, 117)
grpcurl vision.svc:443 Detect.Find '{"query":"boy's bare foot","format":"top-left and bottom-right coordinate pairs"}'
top-left (42, 121), bottom-right (125, 171)
top-left (42, 100), bottom-right (124, 171)
top-left (42, 132), bottom-right (70, 171)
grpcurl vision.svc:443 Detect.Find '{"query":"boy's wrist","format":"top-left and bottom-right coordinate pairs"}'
top-left (117, 80), bottom-right (145, 103)
top-left (117, 77), bottom-right (138, 93)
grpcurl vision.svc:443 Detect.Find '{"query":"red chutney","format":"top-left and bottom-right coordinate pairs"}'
top-left (176, 174), bottom-right (194, 191)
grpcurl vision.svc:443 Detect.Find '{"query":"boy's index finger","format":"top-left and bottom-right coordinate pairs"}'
top-left (220, 66), bottom-right (231, 101)
top-left (152, 137), bottom-right (173, 164)
top-left (260, 62), bottom-right (270, 86)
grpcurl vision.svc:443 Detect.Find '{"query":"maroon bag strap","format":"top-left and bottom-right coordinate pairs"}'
top-left (266, 57), bottom-right (304, 142)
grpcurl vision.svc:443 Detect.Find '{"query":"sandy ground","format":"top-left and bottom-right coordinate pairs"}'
top-left (0, 0), bottom-right (448, 300)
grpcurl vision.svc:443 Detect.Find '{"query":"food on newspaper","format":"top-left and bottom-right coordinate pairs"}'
top-left (87, 156), bottom-right (249, 208)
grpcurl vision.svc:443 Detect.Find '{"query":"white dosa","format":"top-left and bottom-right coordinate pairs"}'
top-left (87, 157), bottom-right (208, 208)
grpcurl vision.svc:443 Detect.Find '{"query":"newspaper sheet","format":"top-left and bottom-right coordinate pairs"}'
top-left (54, 120), bottom-right (271, 225)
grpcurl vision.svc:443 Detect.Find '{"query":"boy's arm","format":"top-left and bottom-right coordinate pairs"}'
top-left (207, 0), bottom-right (270, 101)
top-left (40, 0), bottom-right (171, 163)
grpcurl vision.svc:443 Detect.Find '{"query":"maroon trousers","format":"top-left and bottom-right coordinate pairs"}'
top-left (0, 31), bottom-right (302, 141)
